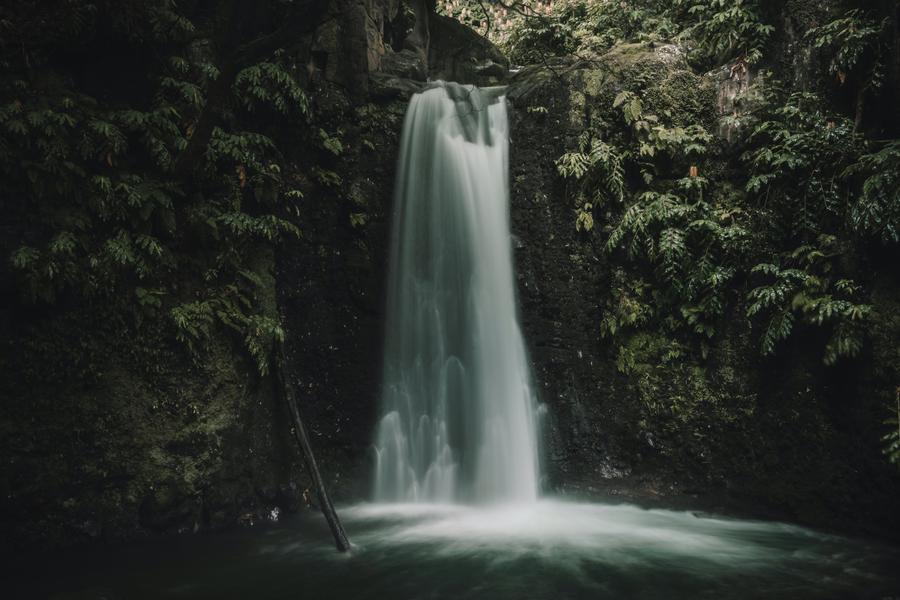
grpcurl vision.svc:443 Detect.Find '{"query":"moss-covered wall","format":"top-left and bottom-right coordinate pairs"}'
top-left (505, 42), bottom-right (900, 538)
top-left (0, 0), bottom-right (430, 551)
top-left (274, 89), bottom-right (410, 503)
top-left (0, 245), bottom-right (304, 548)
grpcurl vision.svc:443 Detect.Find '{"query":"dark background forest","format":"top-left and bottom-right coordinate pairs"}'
top-left (1, 0), bottom-right (899, 550)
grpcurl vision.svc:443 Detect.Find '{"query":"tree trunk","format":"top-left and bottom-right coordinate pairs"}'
top-left (274, 342), bottom-right (352, 552)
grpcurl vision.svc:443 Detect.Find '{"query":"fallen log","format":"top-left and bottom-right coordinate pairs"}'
top-left (274, 342), bottom-right (351, 552)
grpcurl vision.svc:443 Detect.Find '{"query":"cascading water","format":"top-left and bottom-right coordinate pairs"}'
top-left (373, 81), bottom-right (539, 504)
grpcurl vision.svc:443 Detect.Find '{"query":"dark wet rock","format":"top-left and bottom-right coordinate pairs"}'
top-left (378, 47), bottom-right (428, 80)
top-left (139, 482), bottom-right (199, 533)
top-left (504, 40), bottom-right (900, 541)
top-left (369, 72), bottom-right (425, 100)
top-left (428, 12), bottom-right (509, 85)
top-left (475, 60), bottom-right (509, 79)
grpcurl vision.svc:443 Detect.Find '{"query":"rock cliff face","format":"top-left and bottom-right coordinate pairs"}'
top-left (1, 262), bottom-right (304, 547)
top-left (501, 47), bottom-right (900, 538)
top-left (0, 0), bottom-right (502, 549)
top-left (0, 0), bottom-right (512, 550)
top-left (280, 32), bottom-right (900, 541)
top-left (271, 0), bottom-right (513, 503)
top-left (307, 0), bottom-right (507, 96)
top-left (506, 45), bottom-right (728, 494)
top-left (3, 2), bottom-right (898, 551)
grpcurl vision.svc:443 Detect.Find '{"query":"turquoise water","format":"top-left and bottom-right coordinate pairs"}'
top-left (12, 500), bottom-right (900, 599)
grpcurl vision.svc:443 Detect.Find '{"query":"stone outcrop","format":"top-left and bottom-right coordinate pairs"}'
top-left (427, 11), bottom-right (509, 85)
top-left (308, 0), bottom-right (508, 99)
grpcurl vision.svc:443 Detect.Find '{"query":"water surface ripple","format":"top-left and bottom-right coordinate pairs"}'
top-left (17, 500), bottom-right (900, 599)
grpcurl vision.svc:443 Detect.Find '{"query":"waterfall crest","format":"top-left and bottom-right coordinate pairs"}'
top-left (373, 81), bottom-right (539, 504)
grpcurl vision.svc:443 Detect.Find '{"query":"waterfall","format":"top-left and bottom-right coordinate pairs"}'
top-left (373, 81), bottom-right (539, 504)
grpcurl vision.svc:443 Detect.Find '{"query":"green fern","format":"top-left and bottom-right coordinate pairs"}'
top-left (674, 0), bottom-right (775, 65)
top-left (842, 140), bottom-right (900, 243)
top-left (744, 92), bottom-right (864, 238)
top-left (556, 134), bottom-right (625, 211)
top-left (2, 1), bottom-right (315, 376)
top-left (806, 9), bottom-right (888, 87)
top-left (884, 392), bottom-right (900, 467)
top-left (234, 62), bottom-right (309, 116)
top-left (607, 183), bottom-right (745, 339)
top-left (746, 239), bottom-right (871, 363)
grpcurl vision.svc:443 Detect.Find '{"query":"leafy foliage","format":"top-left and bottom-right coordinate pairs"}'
top-left (497, 0), bottom-right (898, 472)
top-left (885, 391), bottom-right (900, 468)
top-left (234, 61), bottom-right (310, 116)
top-left (842, 141), bottom-right (900, 243)
top-left (504, 7), bottom-right (580, 64)
top-left (673, 0), bottom-right (774, 65)
top-left (746, 238), bottom-right (871, 364)
top-left (500, 0), bottom-right (771, 66)
top-left (806, 9), bottom-right (888, 90)
top-left (600, 274), bottom-right (654, 341)
top-left (549, 12), bottom-right (896, 378)
top-left (743, 92), bottom-right (864, 237)
top-left (504, 0), bottom-right (677, 63)
top-left (561, 83), bottom-right (736, 345)
top-left (556, 133), bottom-right (625, 231)
top-left (612, 89), bottom-right (713, 174)
top-left (606, 182), bottom-right (746, 341)
top-left (0, 0), bottom-right (309, 375)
